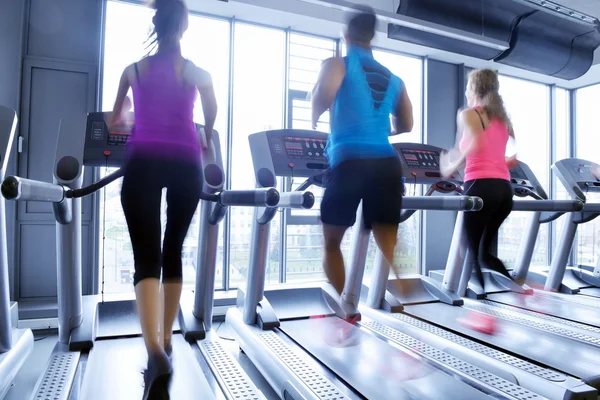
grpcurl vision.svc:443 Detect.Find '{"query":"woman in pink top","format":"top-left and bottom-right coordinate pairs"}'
top-left (110, 0), bottom-right (217, 397)
top-left (441, 69), bottom-right (518, 301)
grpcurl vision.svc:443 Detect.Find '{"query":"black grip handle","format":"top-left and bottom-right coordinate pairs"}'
top-left (1, 176), bottom-right (18, 200)
top-left (218, 188), bottom-right (280, 207)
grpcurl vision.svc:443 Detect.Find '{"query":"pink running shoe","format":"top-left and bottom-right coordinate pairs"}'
top-left (457, 311), bottom-right (497, 335)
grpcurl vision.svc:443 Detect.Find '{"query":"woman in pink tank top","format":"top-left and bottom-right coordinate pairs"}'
top-left (109, 0), bottom-right (217, 396)
top-left (441, 69), bottom-right (518, 334)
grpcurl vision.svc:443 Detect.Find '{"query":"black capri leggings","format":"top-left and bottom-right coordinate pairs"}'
top-left (121, 157), bottom-right (202, 286)
top-left (463, 178), bottom-right (513, 288)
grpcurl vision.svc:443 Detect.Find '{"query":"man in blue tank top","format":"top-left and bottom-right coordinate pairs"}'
top-left (311, 5), bottom-right (414, 304)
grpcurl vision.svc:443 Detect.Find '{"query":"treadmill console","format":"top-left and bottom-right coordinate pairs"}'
top-left (84, 112), bottom-right (133, 167)
top-left (508, 163), bottom-right (547, 198)
top-left (393, 142), bottom-right (463, 186)
top-left (249, 129), bottom-right (329, 179)
top-left (553, 158), bottom-right (600, 201)
top-left (83, 112), bottom-right (204, 168)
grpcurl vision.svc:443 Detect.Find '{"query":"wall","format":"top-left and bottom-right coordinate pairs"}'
top-left (14, 0), bottom-right (103, 304)
top-left (0, 0), bottom-right (26, 300)
top-left (421, 59), bottom-right (464, 274)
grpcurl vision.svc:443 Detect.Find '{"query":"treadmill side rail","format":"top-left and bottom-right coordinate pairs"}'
top-left (29, 344), bottom-right (80, 400)
top-left (199, 333), bottom-right (266, 400)
top-left (226, 308), bottom-right (350, 400)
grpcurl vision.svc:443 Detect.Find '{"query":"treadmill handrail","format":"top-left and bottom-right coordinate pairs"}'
top-left (2, 174), bottom-right (283, 208)
top-left (402, 195), bottom-right (483, 211)
top-left (512, 199), bottom-right (583, 212)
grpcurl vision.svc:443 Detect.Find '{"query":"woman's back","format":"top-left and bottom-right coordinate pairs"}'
top-left (129, 52), bottom-right (199, 161)
top-left (460, 108), bottom-right (510, 182)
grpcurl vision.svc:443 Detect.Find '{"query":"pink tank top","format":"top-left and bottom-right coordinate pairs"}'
top-left (128, 51), bottom-right (200, 163)
top-left (459, 108), bottom-right (510, 182)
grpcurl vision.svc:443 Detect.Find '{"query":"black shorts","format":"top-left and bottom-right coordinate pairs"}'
top-left (320, 157), bottom-right (403, 229)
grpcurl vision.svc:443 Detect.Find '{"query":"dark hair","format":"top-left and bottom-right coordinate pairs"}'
top-left (146, 0), bottom-right (188, 52)
top-left (345, 4), bottom-right (377, 43)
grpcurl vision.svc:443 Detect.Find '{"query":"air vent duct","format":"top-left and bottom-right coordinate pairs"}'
top-left (390, 0), bottom-right (600, 80)
top-left (495, 10), bottom-right (600, 79)
top-left (391, 0), bottom-right (531, 60)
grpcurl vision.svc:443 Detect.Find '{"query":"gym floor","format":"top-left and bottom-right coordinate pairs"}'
top-left (5, 323), bottom-right (279, 400)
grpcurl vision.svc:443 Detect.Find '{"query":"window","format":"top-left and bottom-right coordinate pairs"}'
top-left (575, 84), bottom-right (600, 267)
top-left (497, 76), bottom-right (550, 267)
top-left (552, 88), bottom-right (570, 251)
top-left (101, 1), bottom-right (230, 293)
top-left (285, 34), bottom-right (337, 283)
top-left (229, 23), bottom-right (286, 288)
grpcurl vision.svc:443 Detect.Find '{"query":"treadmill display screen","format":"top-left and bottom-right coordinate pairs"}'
top-left (400, 149), bottom-right (439, 171)
top-left (282, 136), bottom-right (327, 159)
top-left (510, 167), bottom-right (527, 181)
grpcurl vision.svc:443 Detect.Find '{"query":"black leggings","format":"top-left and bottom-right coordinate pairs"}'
top-left (121, 158), bottom-right (202, 286)
top-left (463, 179), bottom-right (513, 288)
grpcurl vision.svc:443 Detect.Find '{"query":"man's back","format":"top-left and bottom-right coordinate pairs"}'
top-left (328, 46), bottom-right (402, 167)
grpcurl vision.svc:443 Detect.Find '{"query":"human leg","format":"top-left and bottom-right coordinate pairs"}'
top-left (478, 180), bottom-right (513, 279)
top-left (320, 161), bottom-right (363, 296)
top-left (322, 224), bottom-right (349, 295)
top-left (363, 157), bottom-right (403, 277)
top-left (161, 163), bottom-right (202, 354)
top-left (462, 180), bottom-right (491, 289)
top-left (121, 160), bottom-right (164, 356)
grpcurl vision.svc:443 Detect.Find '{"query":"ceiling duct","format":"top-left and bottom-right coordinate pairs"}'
top-left (295, 0), bottom-right (509, 51)
top-left (494, 9), bottom-right (600, 79)
top-left (391, 0), bottom-right (531, 60)
top-left (391, 0), bottom-right (600, 80)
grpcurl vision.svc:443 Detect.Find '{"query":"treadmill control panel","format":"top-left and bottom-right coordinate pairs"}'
top-left (553, 158), bottom-right (600, 201)
top-left (508, 162), bottom-right (547, 199)
top-left (393, 142), bottom-right (463, 186)
top-left (250, 129), bottom-right (330, 179)
top-left (84, 112), bottom-right (132, 167)
top-left (400, 148), bottom-right (439, 170)
top-left (84, 112), bottom-right (204, 168)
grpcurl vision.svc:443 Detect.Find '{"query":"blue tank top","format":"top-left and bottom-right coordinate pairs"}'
top-left (328, 46), bottom-right (403, 167)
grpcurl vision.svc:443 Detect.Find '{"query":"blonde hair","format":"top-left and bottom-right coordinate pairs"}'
top-left (468, 69), bottom-right (513, 132)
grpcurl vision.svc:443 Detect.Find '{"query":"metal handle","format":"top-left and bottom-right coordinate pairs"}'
top-left (277, 191), bottom-right (315, 209)
top-left (512, 199), bottom-right (584, 212)
top-left (1, 176), bottom-right (66, 202)
top-left (218, 188), bottom-right (280, 207)
top-left (402, 195), bottom-right (482, 211)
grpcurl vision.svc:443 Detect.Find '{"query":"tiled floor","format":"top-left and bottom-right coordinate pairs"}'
top-left (5, 324), bottom-right (278, 400)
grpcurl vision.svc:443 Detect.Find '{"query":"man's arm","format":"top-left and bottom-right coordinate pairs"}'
top-left (311, 57), bottom-right (346, 129)
top-left (391, 86), bottom-right (413, 135)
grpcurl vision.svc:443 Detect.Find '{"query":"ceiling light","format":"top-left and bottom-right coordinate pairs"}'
top-left (293, 0), bottom-right (509, 51)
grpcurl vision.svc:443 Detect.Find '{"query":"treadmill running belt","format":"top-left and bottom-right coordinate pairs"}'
top-left (281, 317), bottom-right (496, 399)
top-left (404, 302), bottom-right (600, 389)
top-left (79, 335), bottom-right (215, 400)
top-left (487, 291), bottom-right (600, 328)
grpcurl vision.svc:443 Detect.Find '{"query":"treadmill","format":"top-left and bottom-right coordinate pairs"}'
top-left (389, 151), bottom-right (600, 391)
top-left (1, 112), bottom-right (278, 400)
top-left (227, 129), bottom-right (553, 400)
top-left (525, 158), bottom-right (600, 300)
top-left (349, 143), bottom-right (596, 400)
top-left (0, 106), bottom-right (34, 399)
top-left (452, 160), bottom-right (600, 329)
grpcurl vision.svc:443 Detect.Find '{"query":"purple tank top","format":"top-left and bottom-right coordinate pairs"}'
top-left (128, 52), bottom-right (200, 163)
